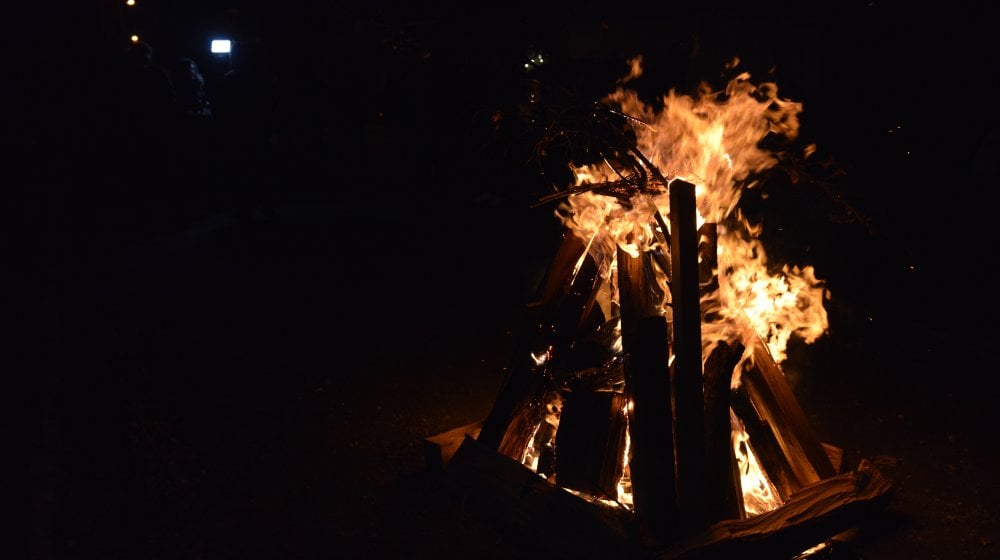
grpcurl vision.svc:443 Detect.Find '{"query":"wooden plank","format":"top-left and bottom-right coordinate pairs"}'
top-left (443, 435), bottom-right (644, 559)
top-left (702, 341), bottom-right (744, 522)
top-left (618, 247), bottom-right (679, 546)
top-left (669, 180), bottom-right (708, 534)
top-left (531, 231), bottom-right (589, 309)
top-left (741, 333), bottom-right (837, 485)
top-left (424, 421), bottom-right (483, 472)
top-left (653, 460), bottom-right (894, 560)
top-left (730, 382), bottom-right (799, 502)
top-left (477, 232), bottom-right (591, 455)
top-left (553, 391), bottom-right (628, 500)
top-left (699, 223), bottom-right (743, 522)
top-left (823, 443), bottom-right (844, 474)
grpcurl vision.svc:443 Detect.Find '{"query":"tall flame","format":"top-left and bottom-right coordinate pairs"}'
top-left (553, 59), bottom-right (829, 516)
top-left (558, 59), bottom-right (828, 365)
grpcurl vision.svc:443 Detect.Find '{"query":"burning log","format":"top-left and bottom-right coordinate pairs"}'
top-left (552, 390), bottom-right (628, 500)
top-left (739, 329), bottom-right (837, 487)
top-left (653, 460), bottom-right (894, 560)
top-left (669, 180), bottom-right (708, 534)
top-left (617, 246), bottom-right (678, 545)
top-left (716, 257), bottom-right (837, 491)
top-left (698, 223), bottom-right (744, 522)
top-left (730, 382), bottom-right (799, 502)
top-left (702, 341), bottom-right (745, 522)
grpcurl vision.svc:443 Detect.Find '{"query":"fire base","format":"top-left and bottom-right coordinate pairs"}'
top-left (425, 425), bottom-right (893, 560)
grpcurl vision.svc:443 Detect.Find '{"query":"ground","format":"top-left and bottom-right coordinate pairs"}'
top-left (24, 181), bottom-right (999, 559)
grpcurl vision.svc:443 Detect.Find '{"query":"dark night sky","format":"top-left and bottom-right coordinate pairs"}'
top-left (78, 0), bottom-right (997, 308)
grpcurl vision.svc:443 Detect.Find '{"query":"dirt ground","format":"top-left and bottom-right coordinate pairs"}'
top-left (24, 186), bottom-right (999, 559)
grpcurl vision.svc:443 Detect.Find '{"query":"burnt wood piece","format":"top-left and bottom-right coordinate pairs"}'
top-left (478, 232), bottom-right (589, 455)
top-left (702, 341), bottom-right (745, 522)
top-left (444, 435), bottom-right (644, 560)
top-left (823, 443), bottom-right (844, 474)
top-left (424, 421), bottom-right (483, 472)
top-left (740, 330), bottom-right (837, 486)
top-left (653, 460), bottom-right (894, 560)
top-left (617, 247), bottom-right (678, 546)
top-left (553, 391), bottom-right (628, 499)
top-left (730, 381), bottom-right (798, 502)
top-left (491, 253), bottom-right (606, 459)
top-left (699, 224), bottom-right (743, 521)
top-left (716, 264), bottom-right (838, 488)
top-left (669, 180), bottom-right (708, 534)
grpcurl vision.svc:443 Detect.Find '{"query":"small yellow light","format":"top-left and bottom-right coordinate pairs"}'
top-left (126, 0), bottom-right (135, 5)
top-left (130, 34), bottom-right (139, 43)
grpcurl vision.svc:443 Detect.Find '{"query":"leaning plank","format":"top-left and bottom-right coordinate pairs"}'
top-left (699, 222), bottom-right (743, 522)
top-left (653, 460), bottom-right (894, 560)
top-left (702, 341), bottom-right (744, 522)
top-left (444, 435), bottom-right (644, 560)
top-left (740, 330), bottom-right (837, 486)
top-left (424, 421), bottom-right (482, 472)
top-left (823, 443), bottom-right (844, 474)
top-left (730, 383), bottom-right (799, 503)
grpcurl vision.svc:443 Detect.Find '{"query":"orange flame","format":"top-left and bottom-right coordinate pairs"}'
top-left (556, 59), bottom-right (827, 515)
top-left (558, 59), bottom-right (828, 366)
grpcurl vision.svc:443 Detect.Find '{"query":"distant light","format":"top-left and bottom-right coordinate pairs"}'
top-left (210, 39), bottom-right (232, 54)
top-left (130, 34), bottom-right (139, 43)
top-left (126, 0), bottom-right (135, 5)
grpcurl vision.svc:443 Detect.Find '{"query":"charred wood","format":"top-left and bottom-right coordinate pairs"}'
top-left (479, 231), bottom-right (600, 457)
top-left (669, 180), bottom-right (708, 534)
top-left (444, 436), bottom-right (643, 560)
top-left (740, 332), bottom-right (837, 486)
top-left (617, 247), bottom-right (678, 546)
top-left (553, 391), bottom-right (628, 500)
top-left (702, 341), bottom-right (745, 522)
top-left (653, 460), bottom-right (894, 560)
top-left (730, 382), bottom-right (798, 502)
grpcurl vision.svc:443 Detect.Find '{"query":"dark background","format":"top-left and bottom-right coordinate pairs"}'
top-left (8, 1), bottom-right (1000, 559)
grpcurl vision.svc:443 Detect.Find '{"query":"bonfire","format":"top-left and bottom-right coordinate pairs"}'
top-left (426, 57), bottom-right (892, 560)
